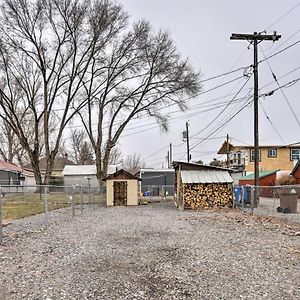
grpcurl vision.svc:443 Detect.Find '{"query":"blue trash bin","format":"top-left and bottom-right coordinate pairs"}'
top-left (234, 187), bottom-right (242, 204)
top-left (242, 186), bottom-right (251, 205)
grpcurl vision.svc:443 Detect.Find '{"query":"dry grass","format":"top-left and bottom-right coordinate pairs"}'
top-left (2, 192), bottom-right (106, 221)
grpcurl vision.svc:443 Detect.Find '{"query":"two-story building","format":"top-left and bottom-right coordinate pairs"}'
top-left (217, 141), bottom-right (300, 173)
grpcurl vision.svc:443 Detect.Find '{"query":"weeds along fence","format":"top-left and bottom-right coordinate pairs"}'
top-left (0, 184), bottom-right (106, 243)
top-left (234, 185), bottom-right (300, 222)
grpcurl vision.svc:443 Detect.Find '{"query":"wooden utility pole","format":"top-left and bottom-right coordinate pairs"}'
top-left (186, 121), bottom-right (190, 162)
top-left (169, 143), bottom-right (173, 168)
top-left (226, 134), bottom-right (230, 168)
top-left (230, 32), bottom-right (281, 205)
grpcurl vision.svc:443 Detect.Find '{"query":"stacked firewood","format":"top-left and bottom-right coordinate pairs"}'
top-left (181, 183), bottom-right (232, 209)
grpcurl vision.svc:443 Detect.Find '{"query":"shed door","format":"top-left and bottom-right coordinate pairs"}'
top-left (113, 181), bottom-right (127, 206)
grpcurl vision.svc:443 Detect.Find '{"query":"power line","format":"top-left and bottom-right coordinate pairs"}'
top-left (190, 96), bottom-right (253, 151)
top-left (190, 76), bottom-right (252, 139)
top-left (263, 2), bottom-right (300, 31)
top-left (260, 45), bottom-right (300, 128)
top-left (259, 98), bottom-right (286, 144)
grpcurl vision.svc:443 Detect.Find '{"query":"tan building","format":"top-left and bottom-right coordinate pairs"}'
top-left (217, 141), bottom-right (300, 173)
top-left (104, 169), bottom-right (141, 206)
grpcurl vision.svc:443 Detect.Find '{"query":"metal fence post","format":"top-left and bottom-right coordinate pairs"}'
top-left (80, 185), bottom-right (83, 213)
top-left (250, 186), bottom-right (255, 215)
top-left (88, 185), bottom-right (91, 207)
top-left (0, 187), bottom-right (3, 244)
top-left (44, 185), bottom-right (48, 227)
top-left (71, 185), bottom-right (75, 217)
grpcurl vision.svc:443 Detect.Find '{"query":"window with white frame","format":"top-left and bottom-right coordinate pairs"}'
top-left (268, 148), bottom-right (277, 158)
top-left (250, 149), bottom-right (261, 162)
top-left (290, 148), bottom-right (300, 161)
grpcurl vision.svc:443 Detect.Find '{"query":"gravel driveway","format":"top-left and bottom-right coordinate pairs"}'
top-left (0, 202), bottom-right (300, 300)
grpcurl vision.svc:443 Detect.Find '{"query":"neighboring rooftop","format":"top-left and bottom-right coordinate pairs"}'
top-left (0, 160), bottom-right (22, 173)
top-left (241, 170), bottom-right (279, 180)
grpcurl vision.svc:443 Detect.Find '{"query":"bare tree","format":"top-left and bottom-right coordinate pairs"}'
top-left (79, 20), bottom-right (201, 182)
top-left (109, 147), bottom-right (122, 166)
top-left (68, 129), bottom-right (94, 165)
top-left (121, 153), bottom-right (145, 174)
top-left (0, 0), bottom-right (127, 184)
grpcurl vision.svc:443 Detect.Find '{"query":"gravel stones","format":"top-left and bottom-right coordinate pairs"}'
top-left (0, 202), bottom-right (300, 299)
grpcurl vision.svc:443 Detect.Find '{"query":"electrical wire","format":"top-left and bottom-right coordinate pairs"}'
top-left (263, 1), bottom-right (300, 31)
top-left (260, 45), bottom-right (300, 128)
top-left (189, 76), bottom-right (252, 139)
top-left (259, 98), bottom-right (286, 144)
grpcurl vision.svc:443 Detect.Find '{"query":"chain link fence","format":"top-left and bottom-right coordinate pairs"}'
top-left (140, 185), bottom-right (174, 203)
top-left (0, 184), bottom-right (106, 243)
top-left (234, 185), bottom-right (300, 222)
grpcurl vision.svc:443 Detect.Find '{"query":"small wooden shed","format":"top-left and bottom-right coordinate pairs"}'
top-left (103, 169), bottom-right (141, 206)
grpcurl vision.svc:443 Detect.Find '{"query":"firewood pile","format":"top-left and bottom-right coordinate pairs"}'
top-left (181, 183), bottom-right (233, 209)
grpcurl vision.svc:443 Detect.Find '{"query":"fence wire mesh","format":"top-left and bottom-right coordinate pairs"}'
top-left (234, 185), bottom-right (300, 222)
top-left (0, 184), bottom-right (106, 243)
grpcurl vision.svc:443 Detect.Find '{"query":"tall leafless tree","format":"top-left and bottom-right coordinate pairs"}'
top-left (79, 20), bottom-right (201, 182)
top-left (0, 0), bottom-right (127, 184)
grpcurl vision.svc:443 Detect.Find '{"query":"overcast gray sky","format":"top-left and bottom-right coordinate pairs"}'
top-left (117, 0), bottom-right (300, 167)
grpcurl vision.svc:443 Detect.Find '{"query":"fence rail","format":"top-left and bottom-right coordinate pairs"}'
top-left (0, 184), bottom-right (106, 244)
top-left (234, 185), bottom-right (300, 223)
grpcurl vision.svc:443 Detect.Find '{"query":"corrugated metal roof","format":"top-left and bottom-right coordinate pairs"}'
top-left (181, 170), bottom-right (233, 184)
top-left (62, 165), bottom-right (117, 176)
top-left (62, 165), bottom-right (96, 176)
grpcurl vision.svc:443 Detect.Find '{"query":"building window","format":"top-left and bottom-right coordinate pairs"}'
top-left (290, 148), bottom-right (300, 161)
top-left (250, 149), bottom-right (261, 162)
top-left (268, 148), bottom-right (277, 158)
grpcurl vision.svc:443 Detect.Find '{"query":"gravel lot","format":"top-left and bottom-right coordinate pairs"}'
top-left (0, 202), bottom-right (300, 300)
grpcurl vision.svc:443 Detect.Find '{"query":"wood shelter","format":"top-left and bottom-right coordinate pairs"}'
top-left (172, 161), bottom-right (233, 210)
top-left (103, 169), bottom-right (141, 206)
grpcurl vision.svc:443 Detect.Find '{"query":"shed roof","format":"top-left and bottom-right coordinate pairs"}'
top-left (241, 170), bottom-right (279, 180)
top-left (181, 170), bottom-right (233, 184)
top-left (103, 169), bottom-right (141, 181)
top-left (172, 161), bottom-right (233, 172)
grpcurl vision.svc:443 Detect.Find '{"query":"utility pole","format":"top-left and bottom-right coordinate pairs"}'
top-left (169, 143), bottom-right (173, 168)
top-left (230, 32), bottom-right (281, 205)
top-left (226, 134), bottom-right (230, 168)
top-left (186, 121), bottom-right (190, 162)
top-left (166, 151), bottom-right (170, 168)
